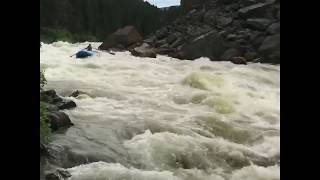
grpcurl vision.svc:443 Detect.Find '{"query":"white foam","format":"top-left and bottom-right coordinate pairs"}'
top-left (41, 42), bottom-right (280, 179)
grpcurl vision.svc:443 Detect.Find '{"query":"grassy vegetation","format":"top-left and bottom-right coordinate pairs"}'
top-left (40, 104), bottom-right (51, 144)
top-left (40, 69), bottom-right (47, 90)
top-left (40, 69), bottom-right (51, 144)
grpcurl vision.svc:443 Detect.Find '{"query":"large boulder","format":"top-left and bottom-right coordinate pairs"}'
top-left (176, 30), bottom-right (226, 60)
top-left (130, 43), bottom-right (157, 58)
top-left (48, 111), bottom-right (74, 132)
top-left (258, 33), bottom-right (280, 63)
top-left (99, 26), bottom-right (143, 50)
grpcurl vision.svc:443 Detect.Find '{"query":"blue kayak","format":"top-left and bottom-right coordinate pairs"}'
top-left (76, 50), bottom-right (95, 58)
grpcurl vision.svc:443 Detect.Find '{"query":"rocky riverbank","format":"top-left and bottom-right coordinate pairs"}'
top-left (99, 0), bottom-right (280, 64)
top-left (40, 89), bottom-right (76, 180)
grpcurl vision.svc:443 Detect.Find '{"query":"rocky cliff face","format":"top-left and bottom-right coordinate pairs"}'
top-left (181, 0), bottom-right (210, 10)
top-left (141, 0), bottom-right (280, 63)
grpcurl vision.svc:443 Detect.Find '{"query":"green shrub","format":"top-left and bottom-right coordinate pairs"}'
top-left (40, 69), bottom-right (51, 144)
top-left (40, 104), bottom-right (51, 144)
top-left (40, 69), bottom-right (47, 90)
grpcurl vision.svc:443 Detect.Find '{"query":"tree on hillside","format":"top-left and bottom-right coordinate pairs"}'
top-left (40, 0), bottom-right (179, 42)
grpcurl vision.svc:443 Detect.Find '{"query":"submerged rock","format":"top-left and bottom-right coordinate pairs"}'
top-left (130, 43), bottom-right (157, 58)
top-left (69, 90), bottom-right (86, 98)
top-left (230, 57), bottom-right (247, 65)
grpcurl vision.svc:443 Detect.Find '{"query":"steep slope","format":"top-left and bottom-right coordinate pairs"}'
top-left (142, 0), bottom-right (280, 63)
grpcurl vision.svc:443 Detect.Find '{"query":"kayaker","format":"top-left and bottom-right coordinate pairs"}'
top-left (86, 44), bottom-right (92, 51)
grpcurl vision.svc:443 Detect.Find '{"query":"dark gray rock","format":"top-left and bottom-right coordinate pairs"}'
top-left (237, 30), bottom-right (251, 40)
top-left (252, 36), bottom-right (265, 48)
top-left (238, 3), bottom-right (271, 18)
top-left (41, 90), bottom-right (76, 110)
top-left (246, 18), bottom-right (272, 30)
top-left (99, 26), bottom-right (143, 50)
top-left (130, 43), bottom-right (157, 58)
top-left (155, 28), bottom-right (169, 40)
top-left (57, 100), bottom-right (76, 110)
top-left (166, 34), bottom-right (177, 44)
top-left (218, 0), bottom-right (239, 4)
top-left (240, 0), bottom-right (265, 7)
top-left (265, 0), bottom-right (277, 4)
top-left (40, 142), bottom-right (49, 156)
top-left (219, 31), bottom-right (228, 37)
top-left (170, 38), bottom-right (184, 48)
top-left (176, 30), bottom-right (226, 60)
top-left (143, 36), bottom-right (157, 46)
top-left (155, 48), bottom-right (176, 55)
top-left (245, 51), bottom-right (258, 60)
top-left (186, 26), bottom-right (210, 36)
top-left (226, 34), bottom-right (238, 41)
top-left (225, 3), bottom-right (240, 11)
top-left (69, 90), bottom-right (86, 98)
top-left (258, 34), bottom-right (280, 63)
top-left (155, 39), bottom-right (167, 47)
top-left (230, 57), bottom-right (247, 65)
top-left (141, 0), bottom-right (279, 64)
top-left (249, 31), bottom-right (263, 41)
top-left (267, 22), bottom-right (280, 34)
top-left (203, 10), bottom-right (217, 25)
top-left (181, 0), bottom-right (210, 10)
top-left (220, 48), bottom-right (241, 61)
top-left (217, 17), bottom-right (233, 27)
top-left (236, 38), bottom-right (249, 46)
top-left (160, 43), bottom-right (170, 48)
top-left (45, 169), bottom-right (71, 180)
top-left (48, 111), bottom-right (74, 132)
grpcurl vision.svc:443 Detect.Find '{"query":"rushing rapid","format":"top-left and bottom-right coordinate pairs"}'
top-left (40, 42), bottom-right (280, 180)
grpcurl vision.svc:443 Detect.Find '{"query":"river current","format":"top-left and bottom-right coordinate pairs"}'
top-left (40, 42), bottom-right (280, 180)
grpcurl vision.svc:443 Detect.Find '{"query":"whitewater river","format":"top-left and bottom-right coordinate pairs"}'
top-left (40, 42), bottom-right (280, 180)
